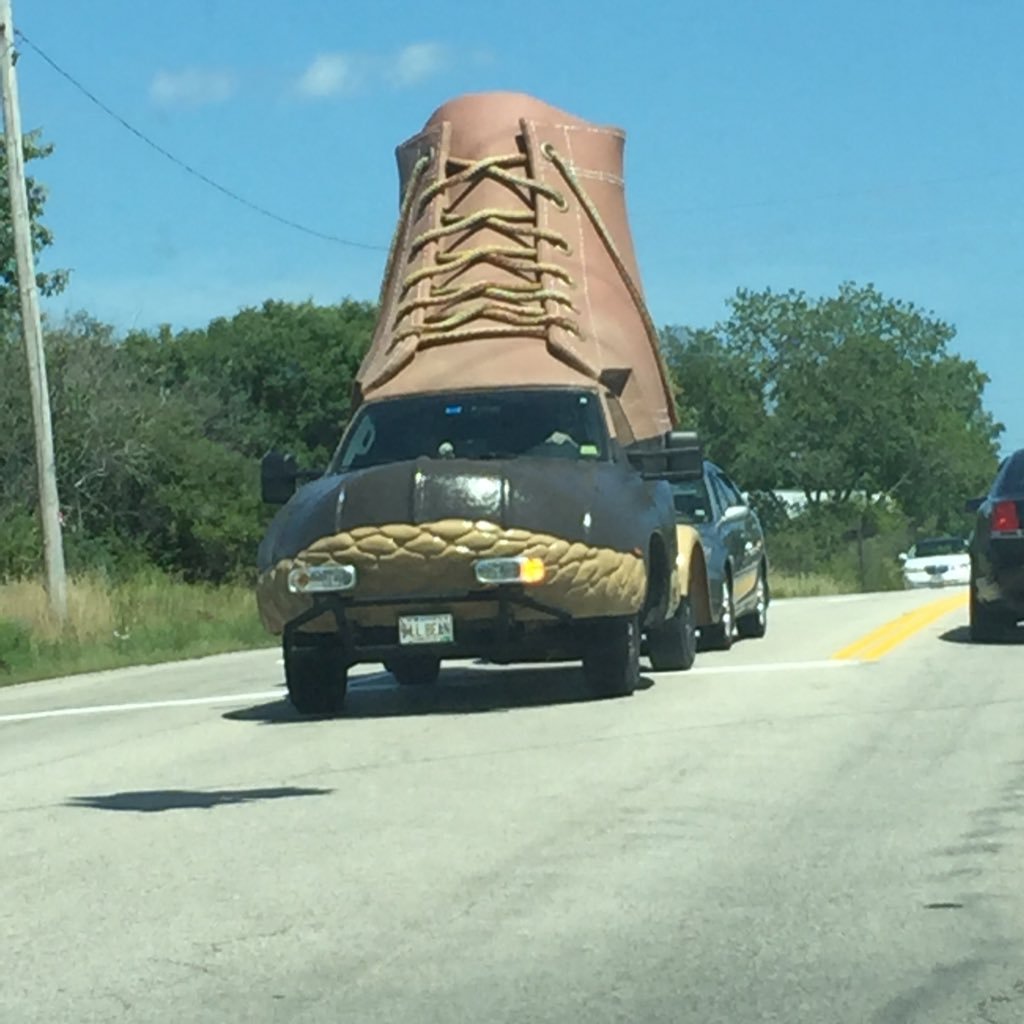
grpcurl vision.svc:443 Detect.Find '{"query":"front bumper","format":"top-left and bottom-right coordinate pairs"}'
top-left (276, 586), bottom-right (612, 664)
top-left (903, 571), bottom-right (970, 590)
top-left (256, 517), bottom-right (648, 640)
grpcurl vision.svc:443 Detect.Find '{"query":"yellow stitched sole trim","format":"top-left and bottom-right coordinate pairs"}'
top-left (255, 518), bottom-right (647, 634)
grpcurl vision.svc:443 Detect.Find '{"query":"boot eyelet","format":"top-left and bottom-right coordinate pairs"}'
top-left (541, 141), bottom-right (558, 161)
top-left (552, 192), bottom-right (569, 212)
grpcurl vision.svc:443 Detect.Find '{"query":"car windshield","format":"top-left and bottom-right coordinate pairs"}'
top-left (670, 478), bottom-right (713, 525)
top-left (911, 538), bottom-right (966, 558)
top-left (329, 388), bottom-right (609, 472)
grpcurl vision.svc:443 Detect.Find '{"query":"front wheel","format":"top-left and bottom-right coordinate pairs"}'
top-left (699, 574), bottom-right (736, 652)
top-left (647, 594), bottom-right (697, 671)
top-left (283, 635), bottom-right (348, 717)
top-left (582, 615), bottom-right (640, 698)
top-left (737, 565), bottom-right (769, 639)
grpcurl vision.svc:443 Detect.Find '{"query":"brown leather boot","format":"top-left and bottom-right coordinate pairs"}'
top-left (355, 91), bottom-right (677, 446)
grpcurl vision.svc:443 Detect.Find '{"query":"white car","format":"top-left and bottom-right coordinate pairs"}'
top-left (899, 536), bottom-right (970, 589)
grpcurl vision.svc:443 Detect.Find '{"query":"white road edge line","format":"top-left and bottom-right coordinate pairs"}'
top-left (0, 659), bottom-right (862, 725)
top-left (0, 690), bottom-right (284, 724)
top-left (686, 659), bottom-right (862, 676)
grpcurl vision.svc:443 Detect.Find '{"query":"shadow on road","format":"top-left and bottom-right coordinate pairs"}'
top-left (65, 786), bottom-right (333, 813)
top-left (223, 665), bottom-right (655, 725)
top-left (939, 626), bottom-right (1024, 646)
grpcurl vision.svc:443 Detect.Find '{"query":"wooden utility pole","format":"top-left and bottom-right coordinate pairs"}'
top-left (0, 0), bottom-right (68, 624)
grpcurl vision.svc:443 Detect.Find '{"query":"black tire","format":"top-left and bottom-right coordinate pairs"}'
top-left (700, 573), bottom-right (736, 651)
top-left (385, 654), bottom-right (442, 686)
top-left (970, 583), bottom-right (1008, 644)
top-left (737, 564), bottom-right (769, 640)
top-left (647, 594), bottom-right (697, 671)
top-left (283, 635), bottom-right (348, 716)
top-left (582, 615), bottom-right (640, 698)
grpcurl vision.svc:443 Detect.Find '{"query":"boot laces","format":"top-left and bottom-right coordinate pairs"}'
top-left (386, 153), bottom-right (579, 349)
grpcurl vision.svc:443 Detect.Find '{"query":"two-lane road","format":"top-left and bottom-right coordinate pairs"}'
top-left (2, 588), bottom-right (1023, 1023)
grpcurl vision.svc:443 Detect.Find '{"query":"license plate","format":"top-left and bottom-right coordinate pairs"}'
top-left (398, 613), bottom-right (454, 645)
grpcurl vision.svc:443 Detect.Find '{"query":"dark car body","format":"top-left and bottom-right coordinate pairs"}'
top-left (967, 448), bottom-right (1024, 640)
top-left (256, 385), bottom-right (706, 711)
top-left (667, 459), bottom-right (769, 646)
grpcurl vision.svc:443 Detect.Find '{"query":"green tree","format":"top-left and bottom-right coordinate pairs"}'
top-left (123, 298), bottom-right (379, 467)
top-left (1, 313), bottom-right (265, 582)
top-left (0, 129), bottom-right (69, 315)
top-left (659, 325), bottom-right (767, 481)
top-left (2, 300), bottom-right (380, 582)
top-left (662, 282), bottom-right (1002, 531)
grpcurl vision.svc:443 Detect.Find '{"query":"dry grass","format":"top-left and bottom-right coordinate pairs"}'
top-left (0, 573), bottom-right (116, 644)
top-left (0, 571), bottom-right (273, 686)
top-left (770, 570), bottom-right (852, 599)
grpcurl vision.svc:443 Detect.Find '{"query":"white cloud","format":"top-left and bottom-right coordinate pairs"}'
top-left (295, 54), bottom-right (364, 98)
top-left (149, 68), bottom-right (238, 108)
top-left (295, 42), bottom-right (450, 99)
top-left (388, 43), bottom-right (449, 87)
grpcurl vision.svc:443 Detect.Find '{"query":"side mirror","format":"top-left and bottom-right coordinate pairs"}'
top-left (722, 504), bottom-right (747, 523)
top-left (897, 552), bottom-right (908, 564)
top-left (261, 450), bottom-right (299, 505)
top-left (964, 497), bottom-right (984, 514)
top-left (625, 430), bottom-right (703, 481)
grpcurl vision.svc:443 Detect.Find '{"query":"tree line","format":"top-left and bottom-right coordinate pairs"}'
top-left (661, 285), bottom-right (1002, 587)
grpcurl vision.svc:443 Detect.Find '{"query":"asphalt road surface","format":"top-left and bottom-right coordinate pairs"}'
top-left (3, 587), bottom-right (1024, 1024)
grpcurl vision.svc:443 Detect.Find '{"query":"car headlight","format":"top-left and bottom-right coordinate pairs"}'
top-left (474, 556), bottom-right (546, 586)
top-left (287, 564), bottom-right (357, 593)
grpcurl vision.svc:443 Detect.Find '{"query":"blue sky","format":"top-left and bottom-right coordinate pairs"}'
top-left (15, 0), bottom-right (1023, 453)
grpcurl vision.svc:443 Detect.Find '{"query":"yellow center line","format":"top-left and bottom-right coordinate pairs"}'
top-left (832, 590), bottom-right (968, 662)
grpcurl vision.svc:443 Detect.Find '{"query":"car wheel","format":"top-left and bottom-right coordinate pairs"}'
top-left (700, 574), bottom-right (736, 652)
top-left (283, 635), bottom-right (348, 716)
top-left (582, 615), bottom-right (640, 698)
top-left (385, 654), bottom-right (442, 686)
top-left (970, 582), bottom-right (1009, 644)
top-left (647, 593), bottom-right (697, 671)
top-left (737, 564), bottom-right (769, 640)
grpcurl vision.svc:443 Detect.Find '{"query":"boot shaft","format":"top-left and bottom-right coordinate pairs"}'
top-left (356, 91), bottom-right (676, 445)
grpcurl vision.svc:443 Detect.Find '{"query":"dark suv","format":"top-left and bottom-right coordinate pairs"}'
top-left (966, 448), bottom-right (1024, 641)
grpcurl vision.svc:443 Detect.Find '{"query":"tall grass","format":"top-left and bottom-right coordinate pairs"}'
top-left (0, 570), bottom-right (273, 686)
top-left (769, 571), bottom-right (851, 599)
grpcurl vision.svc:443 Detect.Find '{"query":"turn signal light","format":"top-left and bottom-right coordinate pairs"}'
top-left (519, 557), bottom-right (546, 585)
top-left (474, 556), bottom-right (547, 586)
top-left (992, 501), bottom-right (1021, 534)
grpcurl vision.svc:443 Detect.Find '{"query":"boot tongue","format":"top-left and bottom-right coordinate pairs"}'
top-left (423, 91), bottom-right (586, 159)
top-left (409, 93), bottom-right (576, 340)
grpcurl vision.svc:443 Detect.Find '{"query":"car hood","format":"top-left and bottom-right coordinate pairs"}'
top-left (258, 456), bottom-right (648, 571)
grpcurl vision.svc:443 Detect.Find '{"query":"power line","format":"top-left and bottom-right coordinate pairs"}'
top-left (14, 29), bottom-right (387, 252)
